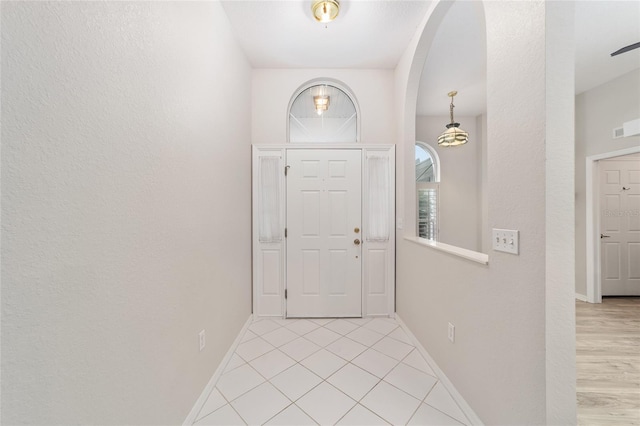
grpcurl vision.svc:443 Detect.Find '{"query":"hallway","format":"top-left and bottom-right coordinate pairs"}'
top-left (192, 317), bottom-right (469, 425)
top-left (1, 1), bottom-right (590, 423)
top-left (576, 298), bottom-right (640, 425)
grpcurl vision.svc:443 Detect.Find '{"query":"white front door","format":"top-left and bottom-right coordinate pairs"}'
top-left (286, 149), bottom-right (362, 317)
top-left (600, 156), bottom-right (640, 296)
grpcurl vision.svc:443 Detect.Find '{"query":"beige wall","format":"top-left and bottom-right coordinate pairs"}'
top-left (575, 69), bottom-right (640, 297)
top-left (395, 1), bottom-right (576, 423)
top-left (1, 2), bottom-right (252, 423)
top-left (478, 114), bottom-right (490, 253)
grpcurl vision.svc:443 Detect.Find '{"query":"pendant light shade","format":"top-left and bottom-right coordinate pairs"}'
top-left (312, 0), bottom-right (340, 23)
top-left (437, 91), bottom-right (469, 147)
top-left (313, 95), bottom-right (330, 115)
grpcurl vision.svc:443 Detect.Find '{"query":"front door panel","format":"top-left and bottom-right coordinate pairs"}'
top-left (286, 149), bottom-right (362, 317)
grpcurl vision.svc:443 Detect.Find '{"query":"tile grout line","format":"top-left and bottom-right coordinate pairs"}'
top-left (272, 318), bottom-right (399, 424)
top-left (296, 320), bottom-right (402, 425)
top-left (260, 318), bottom-right (386, 425)
top-left (396, 314), bottom-right (478, 425)
top-left (236, 321), bottom-right (341, 424)
top-left (324, 320), bottom-right (453, 425)
top-left (217, 386), bottom-right (249, 426)
top-left (186, 315), bottom-right (253, 426)
top-left (211, 317), bottom-right (454, 426)
top-left (208, 319), bottom-right (304, 424)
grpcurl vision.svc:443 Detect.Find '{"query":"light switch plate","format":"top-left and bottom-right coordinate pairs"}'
top-left (492, 228), bottom-right (519, 254)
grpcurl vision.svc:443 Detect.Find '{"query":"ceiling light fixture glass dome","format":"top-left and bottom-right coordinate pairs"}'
top-left (437, 91), bottom-right (469, 147)
top-left (312, 0), bottom-right (340, 23)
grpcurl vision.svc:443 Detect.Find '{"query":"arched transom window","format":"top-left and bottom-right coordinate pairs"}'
top-left (288, 82), bottom-right (358, 143)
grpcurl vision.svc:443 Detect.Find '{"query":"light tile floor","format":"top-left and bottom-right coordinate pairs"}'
top-left (193, 317), bottom-right (470, 426)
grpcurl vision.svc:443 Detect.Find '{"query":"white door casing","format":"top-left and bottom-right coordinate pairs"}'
top-left (586, 146), bottom-right (640, 303)
top-left (599, 157), bottom-right (640, 296)
top-left (251, 144), bottom-right (394, 318)
top-left (286, 149), bottom-right (362, 317)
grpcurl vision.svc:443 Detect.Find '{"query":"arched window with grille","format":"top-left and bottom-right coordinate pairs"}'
top-left (416, 142), bottom-right (440, 240)
top-left (288, 80), bottom-right (359, 143)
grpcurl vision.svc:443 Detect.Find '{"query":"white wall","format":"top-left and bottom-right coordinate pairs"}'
top-left (544, 3), bottom-right (576, 419)
top-left (395, 1), bottom-right (575, 424)
top-left (1, 2), bottom-right (252, 424)
top-left (477, 113), bottom-right (490, 253)
top-left (416, 115), bottom-right (482, 252)
top-left (575, 69), bottom-right (640, 297)
top-left (252, 69), bottom-right (394, 144)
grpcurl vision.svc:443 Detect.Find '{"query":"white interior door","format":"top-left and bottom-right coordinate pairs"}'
top-left (286, 149), bottom-right (362, 317)
top-left (600, 156), bottom-right (640, 296)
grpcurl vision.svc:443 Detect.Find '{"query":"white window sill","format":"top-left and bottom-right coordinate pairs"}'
top-left (404, 236), bottom-right (489, 265)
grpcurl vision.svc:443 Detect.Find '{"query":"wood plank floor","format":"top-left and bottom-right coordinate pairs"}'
top-left (576, 297), bottom-right (640, 426)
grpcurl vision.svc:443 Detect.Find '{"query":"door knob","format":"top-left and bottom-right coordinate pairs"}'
top-left (600, 234), bottom-right (611, 239)
top-left (354, 239), bottom-right (361, 245)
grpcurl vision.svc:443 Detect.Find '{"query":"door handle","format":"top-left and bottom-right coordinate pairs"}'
top-left (354, 239), bottom-right (361, 245)
top-left (600, 234), bottom-right (611, 239)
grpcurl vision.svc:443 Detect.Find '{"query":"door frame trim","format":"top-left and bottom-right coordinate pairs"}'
top-left (586, 145), bottom-right (640, 303)
top-left (252, 144), bottom-right (395, 318)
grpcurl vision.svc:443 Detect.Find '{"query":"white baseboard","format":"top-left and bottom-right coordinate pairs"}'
top-left (575, 293), bottom-right (587, 302)
top-left (395, 314), bottom-right (484, 426)
top-left (182, 314), bottom-right (253, 426)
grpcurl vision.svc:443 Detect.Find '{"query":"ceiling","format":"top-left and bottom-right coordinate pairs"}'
top-left (575, 1), bottom-right (640, 94)
top-left (221, 0), bottom-right (640, 116)
top-left (220, 0), bottom-right (432, 68)
top-left (415, 0), bottom-right (486, 116)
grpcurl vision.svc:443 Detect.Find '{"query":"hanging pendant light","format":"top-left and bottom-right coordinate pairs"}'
top-left (312, 0), bottom-right (340, 23)
top-left (313, 95), bottom-right (330, 115)
top-left (437, 91), bottom-right (469, 147)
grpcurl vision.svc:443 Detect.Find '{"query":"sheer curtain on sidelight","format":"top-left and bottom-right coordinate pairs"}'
top-left (258, 156), bottom-right (282, 243)
top-left (367, 155), bottom-right (390, 242)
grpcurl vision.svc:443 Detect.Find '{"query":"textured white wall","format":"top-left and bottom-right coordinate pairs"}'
top-left (415, 116), bottom-right (482, 252)
top-left (1, 2), bottom-right (251, 424)
top-left (575, 69), bottom-right (640, 297)
top-left (395, 1), bottom-right (575, 423)
top-left (252, 69), bottom-right (394, 144)
top-left (477, 114), bottom-right (490, 253)
top-left (544, 2), bottom-right (576, 422)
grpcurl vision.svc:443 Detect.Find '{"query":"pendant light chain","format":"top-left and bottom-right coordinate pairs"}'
top-left (450, 96), bottom-right (455, 124)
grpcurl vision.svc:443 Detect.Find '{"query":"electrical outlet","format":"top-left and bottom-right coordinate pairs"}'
top-left (492, 228), bottom-right (519, 254)
top-left (448, 323), bottom-right (455, 343)
top-left (199, 330), bottom-right (206, 352)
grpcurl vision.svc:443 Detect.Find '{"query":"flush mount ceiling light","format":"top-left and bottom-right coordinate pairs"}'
top-left (313, 95), bottom-right (330, 115)
top-left (312, 0), bottom-right (340, 23)
top-left (437, 91), bottom-right (469, 147)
